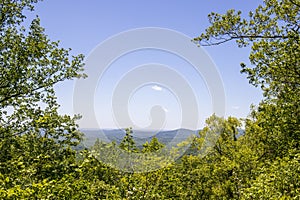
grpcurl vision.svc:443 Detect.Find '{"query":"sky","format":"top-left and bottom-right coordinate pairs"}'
top-left (29, 0), bottom-right (263, 130)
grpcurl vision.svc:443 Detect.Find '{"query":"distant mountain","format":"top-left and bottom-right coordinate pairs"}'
top-left (75, 128), bottom-right (245, 153)
top-left (80, 128), bottom-right (199, 149)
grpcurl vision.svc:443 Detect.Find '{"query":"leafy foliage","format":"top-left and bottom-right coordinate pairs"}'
top-left (194, 0), bottom-right (300, 198)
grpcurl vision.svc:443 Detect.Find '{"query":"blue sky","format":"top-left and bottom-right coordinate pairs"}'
top-left (31, 0), bottom-right (263, 130)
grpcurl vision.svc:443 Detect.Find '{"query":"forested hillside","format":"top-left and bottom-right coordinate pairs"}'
top-left (0, 0), bottom-right (299, 199)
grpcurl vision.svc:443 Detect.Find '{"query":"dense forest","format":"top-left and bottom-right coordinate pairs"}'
top-left (0, 0), bottom-right (299, 199)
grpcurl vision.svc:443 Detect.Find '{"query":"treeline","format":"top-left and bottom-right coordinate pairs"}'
top-left (1, 114), bottom-right (298, 199)
top-left (0, 0), bottom-right (299, 199)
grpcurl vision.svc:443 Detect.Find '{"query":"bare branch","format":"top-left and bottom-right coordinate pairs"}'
top-left (200, 38), bottom-right (234, 46)
top-left (197, 34), bottom-right (291, 46)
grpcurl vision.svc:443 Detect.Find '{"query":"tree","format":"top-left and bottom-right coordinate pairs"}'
top-left (142, 137), bottom-right (164, 153)
top-left (119, 127), bottom-right (138, 153)
top-left (194, 0), bottom-right (299, 102)
top-left (0, 0), bottom-right (85, 140)
top-left (0, 0), bottom-right (86, 195)
top-left (194, 0), bottom-right (299, 198)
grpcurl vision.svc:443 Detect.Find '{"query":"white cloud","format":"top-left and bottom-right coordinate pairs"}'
top-left (232, 106), bottom-right (240, 110)
top-left (152, 85), bottom-right (162, 91)
top-left (163, 108), bottom-right (168, 112)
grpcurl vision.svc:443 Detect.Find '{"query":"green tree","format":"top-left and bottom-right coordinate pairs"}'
top-left (194, 0), bottom-right (299, 106)
top-left (0, 0), bottom-right (87, 197)
top-left (142, 137), bottom-right (164, 153)
top-left (194, 0), bottom-right (299, 198)
top-left (194, 1), bottom-right (299, 152)
top-left (119, 127), bottom-right (138, 153)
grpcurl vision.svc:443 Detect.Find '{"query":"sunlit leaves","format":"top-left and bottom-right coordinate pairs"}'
top-left (0, 0), bottom-right (87, 198)
top-left (194, 0), bottom-right (299, 198)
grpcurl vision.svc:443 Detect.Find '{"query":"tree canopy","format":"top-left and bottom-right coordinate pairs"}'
top-left (194, 0), bottom-right (299, 198)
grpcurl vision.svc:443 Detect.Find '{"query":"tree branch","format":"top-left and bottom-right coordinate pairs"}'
top-left (289, 0), bottom-right (300, 7)
top-left (0, 77), bottom-right (66, 104)
top-left (198, 34), bottom-right (291, 46)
